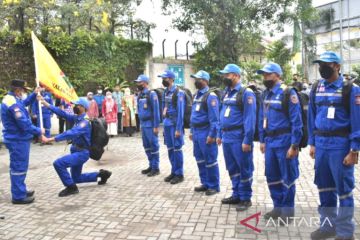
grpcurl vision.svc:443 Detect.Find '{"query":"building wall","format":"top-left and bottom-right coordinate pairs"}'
top-left (145, 58), bottom-right (196, 93)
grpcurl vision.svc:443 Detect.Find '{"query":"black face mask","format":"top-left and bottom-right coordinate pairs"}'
top-left (162, 80), bottom-right (170, 87)
top-left (223, 78), bottom-right (233, 87)
top-left (195, 80), bottom-right (203, 90)
top-left (73, 106), bottom-right (80, 115)
top-left (319, 65), bottom-right (335, 79)
top-left (137, 85), bottom-right (144, 91)
top-left (263, 79), bottom-right (276, 89)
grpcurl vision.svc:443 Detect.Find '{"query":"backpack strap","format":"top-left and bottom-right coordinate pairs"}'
top-left (171, 87), bottom-right (180, 109)
top-left (342, 80), bottom-right (353, 114)
top-left (236, 86), bottom-right (248, 112)
top-left (281, 86), bottom-right (292, 117)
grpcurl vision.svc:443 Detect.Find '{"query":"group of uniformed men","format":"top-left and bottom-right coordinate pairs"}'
top-left (135, 51), bottom-right (359, 240)
top-left (1, 50), bottom-right (359, 240)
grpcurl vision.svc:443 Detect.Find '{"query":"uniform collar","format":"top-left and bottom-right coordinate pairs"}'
top-left (226, 82), bottom-right (242, 92)
top-left (167, 85), bottom-right (177, 92)
top-left (323, 75), bottom-right (343, 89)
top-left (8, 91), bottom-right (20, 100)
top-left (198, 86), bottom-right (209, 94)
top-left (76, 113), bottom-right (86, 121)
top-left (142, 88), bottom-right (150, 94)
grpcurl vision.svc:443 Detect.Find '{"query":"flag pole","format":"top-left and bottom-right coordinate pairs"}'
top-left (31, 31), bottom-right (44, 132)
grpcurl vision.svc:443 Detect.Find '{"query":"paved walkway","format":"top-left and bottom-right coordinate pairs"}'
top-left (0, 129), bottom-right (359, 240)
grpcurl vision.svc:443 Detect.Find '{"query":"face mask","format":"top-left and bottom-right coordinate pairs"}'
top-left (263, 79), bottom-right (276, 89)
top-left (137, 85), bottom-right (144, 91)
top-left (106, 95), bottom-right (112, 99)
top-left (88, 96), bottom-right (93, 100)
top-left (195, 80), bottom-right (203, 90)
top-left (223, 78), bottom-right (233, 87)
top-left (97, 90), bottom-right (103, 94)
top-left (319, 65), bottom-right (335, 79)
top-left (73, 106), bottom-right (80, 115)
top-left (162, 80), bottom-right (170, 87)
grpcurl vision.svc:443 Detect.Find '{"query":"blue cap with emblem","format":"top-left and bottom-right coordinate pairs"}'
top-left (313, 51), bottom-right (342, 64)
top-left (158, 70), bottom-right (176, 79)
top-left (134, 74), bottom-right (149, 83)
top-left (218, 64), bottom-right (242, 75)
top-left (256, 62), bottom-right (283, 76)
top-left (72, 97), bottom-right (89, 110)
top-left (190, 70), bottom-right (210, 81)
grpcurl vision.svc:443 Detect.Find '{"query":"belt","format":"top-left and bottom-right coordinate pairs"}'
top-left (73, 144), bottom-right (89, 151)
top-left (222, 125), bottom-right (243, 132)
top-left (314, 128), bottom-right (350, 138)
top-left (265, 128), bottom-right (291, 137)
top-left (192, 122), bottom-right (210, 128)
top-left (141, 116), bottom-right (152, 121)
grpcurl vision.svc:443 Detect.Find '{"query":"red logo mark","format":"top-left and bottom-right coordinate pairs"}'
top-left (239, 212), bottom-right (261, 233)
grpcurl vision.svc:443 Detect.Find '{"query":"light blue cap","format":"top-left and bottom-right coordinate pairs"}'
top-left (218, 64), bottom-right (242, 75)
top-left (313, 51), bottom-right (342, 64)
top-left (157, 70), bottom-right (176, 79)
top-left (72, 97), bottom-right (89, 110)
top-left (134, 74), bottom-right (149, 83)
top-left (190, 70), bottom-right (210, 81)
top-left (256, 62), bottom-right (283, 76)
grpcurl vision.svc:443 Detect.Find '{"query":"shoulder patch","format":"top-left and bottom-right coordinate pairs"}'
top-left (355, 95), bottom-right (360, 105)
top-left (247, 96), bottom-right (254, 104)
top-left (291, 95), bottom-right (299, 104)
top-left (2, 95), bottom-right (16, 107)
top-left (211, 99), bottom-right (217, 106)
top-left (79, 121), bottom-right (88, 128)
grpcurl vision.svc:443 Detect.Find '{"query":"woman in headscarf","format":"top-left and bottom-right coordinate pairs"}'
top-left (122, 88), bottom-right (137, 137)
top-left (102, 91), bottom-right (118, 136)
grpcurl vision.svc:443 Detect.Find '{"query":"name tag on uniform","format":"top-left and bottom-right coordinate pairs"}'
top-left (144, 103), bottom-right (148, 109)
top-left (327, 106), bottom-right (335, 119)
top-left (163, 107), bottom-right (167, 117)
top-left (224, 107), bottom-right (231, 117)
top-left (263, 117), bottom-right (267, 129)
top-left (195, 104), bottom-right (201, 111)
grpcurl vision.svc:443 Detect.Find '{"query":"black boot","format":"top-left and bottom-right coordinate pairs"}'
top-left (12, 196), bottom-right (35, 204)
top-left (26, 190), bottom-right (35, 197)
top-left (147, 169), bottom-right (160, 177)
top-left (170, 175), bottom-right (184, 184)
top-left (141, 167), bottom-right (152, 175)
top-left (264, 208), bottom-right (281, 220)
top-left (310, 228), bottom-right (336, 240)
top-left (221, 196), bottom-right (241, 204)
top-left (164, 174), bottom-right (175, 182)
top-left (98, 169), bottom-right (112, 185)
top-left (58, 185), bottom-right (79, 197)
top-left (194, 185), bottom-right (207, 192)
top-left (205, 189), bottom-right (219, 196)
top-left (236, 200), bottom-right (252, 212)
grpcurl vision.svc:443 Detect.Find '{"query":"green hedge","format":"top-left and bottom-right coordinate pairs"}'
top-left (0, 29), bottom-right (152, 96)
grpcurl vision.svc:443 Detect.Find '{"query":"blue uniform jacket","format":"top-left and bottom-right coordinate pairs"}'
top-left (162, 85), bottom-right (185, 131)
top-left (49, 105), bottom-right (91, 149)
top-left (190, 86), bottom-right (219, 138)
top-left (219, 82), bottom-right (256, 144)
top-left (137, 88), bottom-right (160, 128)
top-left (31, 91), bottom-right (53, 116)
top-left (308, 76), bottom-right (360, 150)
top-left (1, 92), bottom-right (41, 142)
top-left (258, 83), bottom-right (303, 148)
top-left (94, 94), bottom-right (104, 110)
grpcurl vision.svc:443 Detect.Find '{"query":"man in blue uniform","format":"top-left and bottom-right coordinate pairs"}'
top-left (257, 62), bottom-right (303, 222)
top-left (308, 51), bottom-right (360, 240)
top-left (134, 74), bottom-right (161, 177)
top-left (189, 70), bottom-right (220, 196)
top-left (40, 97), bottom-right (112, 197)
top-left (94, 86), bottom-right (104, 117)
top-left (159, 70), bottom-right (186, 184)
top-left (1, 80), bottom-right (43, 204)
top-left (217, 64), bottom-right (256, 211)
top-left (31, 88), bottom-right (53, 142)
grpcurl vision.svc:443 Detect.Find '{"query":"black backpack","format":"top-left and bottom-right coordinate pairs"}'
top-left (200, 88), bottom-right (224, 111)
top-left (311, 80), bottom-right (353, 114)
top-left (171, 86), bottom-right (193, 129)
top-left (89, 118), bottom-right (109, 161)
top-left (143, 88), bottom-right (164, 123)
top-left (234, 85), bottom-right (262, 142)
top-left (281, 87), bottom-right (308, 149)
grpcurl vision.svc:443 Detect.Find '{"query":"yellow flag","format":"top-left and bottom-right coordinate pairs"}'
top-left (31, 32), bottom-right (78, 102)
